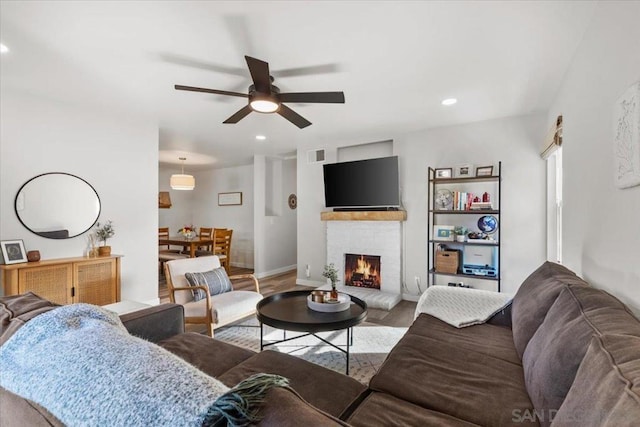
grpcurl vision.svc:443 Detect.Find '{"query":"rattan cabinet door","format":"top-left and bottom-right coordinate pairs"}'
top-left (18, 264), bottom-right (73, 305)
top-left (73, 259), bottom-right (117, 305)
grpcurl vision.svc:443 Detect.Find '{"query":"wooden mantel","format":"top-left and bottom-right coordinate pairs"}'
top-left (320, 210), bottom-right (407, 221)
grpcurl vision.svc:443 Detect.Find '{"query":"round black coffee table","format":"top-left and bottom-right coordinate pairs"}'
top-left (256, 290), bottom-right (367, 374)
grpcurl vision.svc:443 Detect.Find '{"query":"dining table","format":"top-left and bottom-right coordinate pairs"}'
top-left (158, 236), bottom-right (214, 258)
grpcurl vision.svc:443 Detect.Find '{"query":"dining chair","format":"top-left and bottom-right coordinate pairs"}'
top-left (164, 255), bottom-right (262, 337)
top-left (212, 229), bottom-right (233, 275)
top-left (159, 227), bottom-right (188, 270)
top-left (194, 227), bottom-right (214, 256)
top-left (195, 227), bottom-right (226, 257)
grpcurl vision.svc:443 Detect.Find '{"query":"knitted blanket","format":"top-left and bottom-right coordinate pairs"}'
top-left (0, 304), bottom-right (287, 426)
top-left (414, 286), bottom-right (513, 328)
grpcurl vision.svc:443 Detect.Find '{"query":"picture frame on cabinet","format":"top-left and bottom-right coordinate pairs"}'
top-left (435, 168), bottom-right (453, 179)
top-left (455, 164), bottom-right (474, 178)
top-left (0, 240), bottom-right (28, 265)
top-left (476, 166), bottom-right (494, 177)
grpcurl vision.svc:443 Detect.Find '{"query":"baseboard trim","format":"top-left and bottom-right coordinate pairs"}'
top-left (296, 279), bottom-right (326, 287)
top-left (255, 264), bottom-right (297, 279)
top-left (402, 293), bottom-right (421, 302)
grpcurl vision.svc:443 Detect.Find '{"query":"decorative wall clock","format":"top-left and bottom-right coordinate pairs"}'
top-left (288, 193), bottom-right (297, 210)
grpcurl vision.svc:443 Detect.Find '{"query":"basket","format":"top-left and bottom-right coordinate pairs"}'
top-left (435, 251), bottom-right (459, 274)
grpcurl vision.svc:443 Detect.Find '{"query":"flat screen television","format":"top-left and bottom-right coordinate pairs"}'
top-left (323, 156), bottom-right (400, 209)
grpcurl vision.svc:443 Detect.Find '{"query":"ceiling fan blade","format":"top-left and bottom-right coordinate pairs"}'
top-left (175, 85), bottom-right (248, 98)
top-left (245, 56), bottom-right (271, 93)
top-left (279, 92), bottom-right (345, 104)
top-left (160, 53), bottom-right (246, 77)
top-left (278, 104), bottom-right (312, 129)
top-left (223, 105), bottom-right (253, 124)
top-left (273, 63), bottom-right (342, 78)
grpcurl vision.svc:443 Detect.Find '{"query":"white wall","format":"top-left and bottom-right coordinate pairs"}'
top-left (253, 156), bottom-right (297, 278)
top-left (297, 114), bottom-right (547, 296)
top-left (0, 91), bottom-right (158, 304)
top-left (547, 1), bottom-right (640, 312)
top-left (158, 165), bottom-right (195, 237)
top-left (190, 165), bottom-right (254, 268)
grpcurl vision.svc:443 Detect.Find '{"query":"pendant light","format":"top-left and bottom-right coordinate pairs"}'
top-left (170, 157), bottom-right (195, 190)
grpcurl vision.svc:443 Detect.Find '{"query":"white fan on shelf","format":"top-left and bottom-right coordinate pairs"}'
top-left (435, 189), bottom-right (453, 210)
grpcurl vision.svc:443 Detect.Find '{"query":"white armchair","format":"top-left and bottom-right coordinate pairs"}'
top-left (164, 256), bottom-right (262, 337)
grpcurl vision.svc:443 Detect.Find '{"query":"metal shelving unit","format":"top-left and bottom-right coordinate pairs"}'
top-left (427, 162), bottom-right (502, 291)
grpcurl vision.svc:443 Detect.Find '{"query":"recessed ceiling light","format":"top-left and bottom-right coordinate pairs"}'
top-left (441, 98), bottom-right (457, 106)
top-left (0, 44), bottom-right (9, 54)
top-left (255, 135), bottom-right (267, 140)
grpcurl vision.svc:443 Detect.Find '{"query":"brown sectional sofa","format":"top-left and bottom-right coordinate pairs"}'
top-left (1, 261), bottom-right (639, 426)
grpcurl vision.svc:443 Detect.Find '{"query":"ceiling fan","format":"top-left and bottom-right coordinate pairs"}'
top-left (175, 56), bottom-right (345, 129)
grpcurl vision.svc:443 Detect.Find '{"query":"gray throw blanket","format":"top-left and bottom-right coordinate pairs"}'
top-left (0, 304), bottom-right (287, 426)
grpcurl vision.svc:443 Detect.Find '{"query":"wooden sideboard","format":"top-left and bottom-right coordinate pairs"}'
top-left (0, 255), bottom-right (121, 306)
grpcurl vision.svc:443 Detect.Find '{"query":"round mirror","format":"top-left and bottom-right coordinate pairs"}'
top-left (15, 173), bottom-right (101, 239)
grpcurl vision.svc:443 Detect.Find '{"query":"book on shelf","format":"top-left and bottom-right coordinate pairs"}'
top-left (470, 202), bottom-right (493, 210)
top-left (451, 192), bottom-right (477, 211)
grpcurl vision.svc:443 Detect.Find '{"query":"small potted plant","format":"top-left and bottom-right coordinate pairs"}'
top-left (454, 226), bottom-right (468, 242)
top-left (95, 220), bottom-right (115, 256)
top-left (322, 263), bottom-right (339, 300)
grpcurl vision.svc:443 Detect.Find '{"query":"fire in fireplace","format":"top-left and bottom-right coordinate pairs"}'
top-left (344, 253), bottom-right (381, 289)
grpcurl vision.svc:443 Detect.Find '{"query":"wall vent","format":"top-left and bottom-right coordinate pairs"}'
top-left (307, 149), bottom-right (325, 164)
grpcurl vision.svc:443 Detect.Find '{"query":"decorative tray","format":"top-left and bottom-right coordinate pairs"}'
top-left (307, 292), bottom-right (351, 312)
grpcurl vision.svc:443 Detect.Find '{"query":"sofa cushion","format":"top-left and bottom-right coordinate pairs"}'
top-left (522, 285), bottom-right (640, 425)
top-left (369, 333), bottom-right (537, 426)
top-left (0, 387), bottom-right (64, 427)
top-left (159, 332), bottom-right (256, 378)
top-left (0, 292), bottom-right (59, 346)
top-left (254, 387), bottom-right (349, 426)
top-left (552, 334), bottom-right (640, 426)
top-left (409, 313), bottom-right (520, 365)
top-left (185, 267), bottom-right (232, 301)
top-left (512, 262), bottom-right (586, 359)
top-left (347, 391), bottom-right (481, 427)
top-left (218, 349), bottom-right (367, 419)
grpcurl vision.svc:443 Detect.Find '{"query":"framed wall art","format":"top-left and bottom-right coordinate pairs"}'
top-left (613, 81), bottom-right (640, 189)
top-left (0, 240), bottom-right (28, 265)
top-left (218, 192), bottom-right (243, 206)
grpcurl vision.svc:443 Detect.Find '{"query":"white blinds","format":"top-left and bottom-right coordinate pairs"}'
top-left (541, 115), bottom-right (563, 159)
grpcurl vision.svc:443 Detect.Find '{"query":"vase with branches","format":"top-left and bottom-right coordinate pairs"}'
top-left (322, 263), bottom-right (339, 299)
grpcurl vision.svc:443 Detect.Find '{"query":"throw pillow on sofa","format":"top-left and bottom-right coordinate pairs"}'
top-left (511, 261), bottom-right (586, 359)
top-left (0, 292), bottom-right (59, 346)
top-left (552, 334), bottom-right (640, 426)
top-left (522, 284), bottom-right (640, 426)
top-left (185, 267), bottom-right (233, 301)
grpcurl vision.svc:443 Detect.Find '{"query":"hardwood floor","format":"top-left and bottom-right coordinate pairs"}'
top-left (159, 267), bottom-right (417, 328)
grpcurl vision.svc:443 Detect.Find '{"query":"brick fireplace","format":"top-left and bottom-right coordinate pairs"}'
top-left (321, 210), bottom-right (406, 310)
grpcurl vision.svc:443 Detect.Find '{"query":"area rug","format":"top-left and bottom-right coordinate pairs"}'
top-left (215, 318), bottom-right (407, 384)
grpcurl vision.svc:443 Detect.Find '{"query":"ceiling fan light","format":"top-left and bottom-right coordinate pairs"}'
top-left (250, 99), bottom-right (280, 113)
top-left (170, 174), bottom-right (195, 190)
